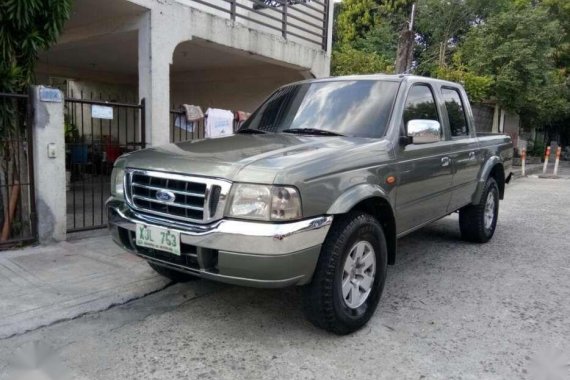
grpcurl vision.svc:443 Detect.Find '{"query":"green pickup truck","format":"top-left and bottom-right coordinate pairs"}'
top-left (107, 74), bottom-right (513, 334)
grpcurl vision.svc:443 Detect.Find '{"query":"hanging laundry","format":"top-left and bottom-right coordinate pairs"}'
top-left (174, 114), bottom-right (193, 132)
top-left (175, 105), bottom-right (205, 133)
top-left (236, 111), bottom-right (251, 122)
top-left (236, 110), bottom-right (251, 130)
top-left (183, 105), bottom-right (204, 122)
top-left (205, 108), bottom-right (234, 138)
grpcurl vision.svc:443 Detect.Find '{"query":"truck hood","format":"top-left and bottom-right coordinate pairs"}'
top-left (117, 134), bottom-right (392, 184)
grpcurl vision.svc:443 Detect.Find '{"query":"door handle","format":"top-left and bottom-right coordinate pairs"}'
top-left (441, 157), bottom-right (450, 167)
top-left (469, 151), bottom-right (476, 160)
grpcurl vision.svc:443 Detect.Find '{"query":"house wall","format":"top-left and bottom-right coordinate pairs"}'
top-left (170, 66), bottom-right (306, 112)
top-left (503, 112), bottom-right (521, 150)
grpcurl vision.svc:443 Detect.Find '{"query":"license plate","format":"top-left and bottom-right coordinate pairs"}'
top-left (135, 224), bottom-right (181, 256)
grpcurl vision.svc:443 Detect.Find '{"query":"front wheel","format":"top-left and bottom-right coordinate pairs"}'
top-left (302, 212), bottom-right (388, 335)
top-left (459, 177), bottom-right (499, 243)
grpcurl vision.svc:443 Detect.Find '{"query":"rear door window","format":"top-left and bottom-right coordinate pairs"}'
top-left (442, 88), bottom-right (469, 137)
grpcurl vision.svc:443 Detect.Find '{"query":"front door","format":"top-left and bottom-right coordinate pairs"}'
top-left (396, 84), bottom-right (453, 235)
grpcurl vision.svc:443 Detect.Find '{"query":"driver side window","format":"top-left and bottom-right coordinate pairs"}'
top-left (403, 84), bottom-right (442, 140)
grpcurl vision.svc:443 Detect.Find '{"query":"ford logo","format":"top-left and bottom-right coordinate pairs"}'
top-left (156, 190), bottom-right (176, 203)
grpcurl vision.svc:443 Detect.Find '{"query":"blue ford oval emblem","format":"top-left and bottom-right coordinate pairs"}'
top-left (156, 190), bottom-right (176, 203)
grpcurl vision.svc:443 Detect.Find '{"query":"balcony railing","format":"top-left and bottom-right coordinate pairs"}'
top-left (186, 0), bottom-right (330, 50)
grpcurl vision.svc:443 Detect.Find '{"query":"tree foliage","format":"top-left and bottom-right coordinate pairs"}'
top-left (459, 2), bottom-right (568, 124)
top-left (0, 0), bottom-right (72, 93)
top-left (335, 0), bottom-right (413, 45)
top-left (332, 45), bottom-right (394, 75)
top-left (332, 0), bottom-right (570, 133)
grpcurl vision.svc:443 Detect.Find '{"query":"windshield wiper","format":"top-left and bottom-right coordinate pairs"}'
top-left (281, 128), bottom-right (344, 136)
top-left (237, 129), bottom-right (267, 134)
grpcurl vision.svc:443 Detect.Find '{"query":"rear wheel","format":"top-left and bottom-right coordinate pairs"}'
top-left (302, 212), bottom-right (387, 335)
top-left (459, 177), bottom-right (499, 243)
top-left (148, 262), bottom-right (198, 283)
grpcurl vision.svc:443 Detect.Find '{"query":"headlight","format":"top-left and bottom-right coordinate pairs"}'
top-left (228, 184), bottom-right (302, 221)
top-left (110, 168), bottom-right (125, 197)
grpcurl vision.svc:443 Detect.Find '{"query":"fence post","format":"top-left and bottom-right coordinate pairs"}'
top-left (553, 146), bottom-right (561, 176)
top-left (30, 86), bottom-right (66, 243)
top-left (282, 0), bottom-right (288, 39)
top-left (542, 146), bottom-right (551, 174)
top-left (521, 148), bottom-right (526, 177)
top-left (230, 0), bottom-right (236, 20)
top-left (140, 98), bottom-right (146, 148)
top-left (322, 0), bottom-right (329, 50)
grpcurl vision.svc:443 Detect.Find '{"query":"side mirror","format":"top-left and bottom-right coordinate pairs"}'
top-left (405, 119), bottom-right (441, 144)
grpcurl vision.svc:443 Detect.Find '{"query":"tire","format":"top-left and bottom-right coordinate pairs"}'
top-left (302, 211), bottom-right (388, 335)
top-left (459, 177), bottom-right (499, 243)
top-left (148, 262), bottom-right (198, 283)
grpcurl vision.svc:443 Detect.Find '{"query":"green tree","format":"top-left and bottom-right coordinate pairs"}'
top-left (459, 4), bottom-right (563, 112)
top-left (335, 0), bottom-right (412, 44)
top-left (413, 0), bottom-right (511, 75)
top-left (332, 45), bottom-right (394, 75)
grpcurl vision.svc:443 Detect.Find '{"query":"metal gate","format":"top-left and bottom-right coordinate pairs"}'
top-left (0, 92), bottom-right (37, 247)
top-left (65, 97), bottom-right (145, 232)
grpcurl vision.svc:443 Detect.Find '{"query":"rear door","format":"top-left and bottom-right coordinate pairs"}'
top-left (441, 86), bottom-right (481, 211)
top-left (396, 83), bottom-right (454, 235)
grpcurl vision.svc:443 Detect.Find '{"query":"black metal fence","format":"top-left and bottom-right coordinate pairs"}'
top-left (170, 109), bottom-right (207, 143)
top-left (0, 92), bottom-right (36, 248)
top-left (191, 0), bottom-right (329, 49)
top-left (65, 96), bottom-right (145, 232)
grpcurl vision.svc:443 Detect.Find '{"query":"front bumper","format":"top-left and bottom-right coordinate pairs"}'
top-left (107, 199), bottom-right (332, 288)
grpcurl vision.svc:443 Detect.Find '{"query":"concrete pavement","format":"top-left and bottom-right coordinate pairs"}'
top-left (0, 233), bottom-right (170, 339)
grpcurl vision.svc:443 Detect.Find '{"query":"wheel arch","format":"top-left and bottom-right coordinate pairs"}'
top-left (473, 157), bottom-right (506, 204)
top-left (327, 185), bottom-right (397, 265)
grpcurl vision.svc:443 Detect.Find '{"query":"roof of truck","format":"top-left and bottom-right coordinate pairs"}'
top-left (289, 74), bottom-right (463, 88)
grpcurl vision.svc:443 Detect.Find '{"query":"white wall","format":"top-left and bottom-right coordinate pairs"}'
top-left (170, 66), bottom-right (306, 112)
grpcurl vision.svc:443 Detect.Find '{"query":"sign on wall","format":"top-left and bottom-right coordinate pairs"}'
top-left (39, 87), bottom-right (63, 103)
top-left (91, 105), bottom-right (114, 120)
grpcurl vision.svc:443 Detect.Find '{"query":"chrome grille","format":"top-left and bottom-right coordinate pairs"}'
top-left (125, 169), bottom-right (231, 224)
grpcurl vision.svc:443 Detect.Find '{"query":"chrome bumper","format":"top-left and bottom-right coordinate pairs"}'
top-left (107, 199), bottom-right (333, 287)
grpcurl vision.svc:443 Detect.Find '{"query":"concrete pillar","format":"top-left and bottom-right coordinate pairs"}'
top-left (138, 8), bottom-right (190, 147)
top-left (30, 86), bottom-right (66, 243)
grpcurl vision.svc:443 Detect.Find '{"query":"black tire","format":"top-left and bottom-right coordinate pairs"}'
top-left (302, 211), bottom-right (388, 335)
top-left (148, 262), bottom-right (198, 283)
top-left (459, 177), bottom-right (499, 243)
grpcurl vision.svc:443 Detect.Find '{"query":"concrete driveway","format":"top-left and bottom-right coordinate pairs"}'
top-left (0, 173), bottom-right (569, 380)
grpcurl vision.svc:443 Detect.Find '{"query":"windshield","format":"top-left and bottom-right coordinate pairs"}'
top-left (238, 80), bottom-right (400, 138)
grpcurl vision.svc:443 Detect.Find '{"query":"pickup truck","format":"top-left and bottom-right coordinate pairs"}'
top-left (107, 75), bottom-right (513, 334)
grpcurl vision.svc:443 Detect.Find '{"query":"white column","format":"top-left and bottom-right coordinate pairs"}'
top-left (138, 7), bottom-right (191, 147)
top-left (30, 86), bottom-right (66, 243)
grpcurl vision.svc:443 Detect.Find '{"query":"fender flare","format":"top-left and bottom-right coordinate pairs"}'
top-left (327, 183), bottom-right (393, 215)
top-left (472, 156), bottom-right (503, 204)
top-left (327, 184), bottom-right (397, 265)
